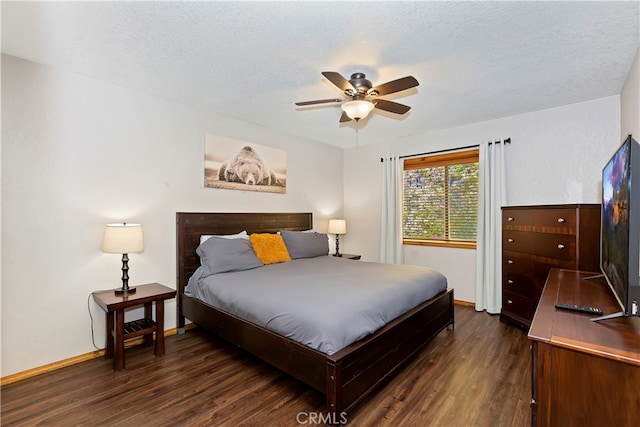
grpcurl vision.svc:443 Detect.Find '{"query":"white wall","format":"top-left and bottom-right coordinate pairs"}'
top-left (621, 47), bottom-right (640, 139)
top-left (344, 96), bottom-right (620, 303)
top-left (1, 55), bottom-right (344, 376)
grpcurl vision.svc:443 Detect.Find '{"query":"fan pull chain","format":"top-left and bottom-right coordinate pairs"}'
top-left (355, 119), bottom-right (359, 148)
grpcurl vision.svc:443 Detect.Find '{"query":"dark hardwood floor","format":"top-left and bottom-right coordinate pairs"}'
top-left (1, 305), bottom-right (531, 426)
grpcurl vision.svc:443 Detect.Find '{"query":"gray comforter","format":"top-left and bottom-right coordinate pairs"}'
top-left (185, 256), bottom-right (447, 355)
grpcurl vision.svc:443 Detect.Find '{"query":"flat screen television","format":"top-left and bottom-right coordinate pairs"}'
top-left (596, 134), bottom-right (640, 320)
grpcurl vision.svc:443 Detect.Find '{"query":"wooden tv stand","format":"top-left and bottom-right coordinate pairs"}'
top-left (528, 269), bottom-right (640, 426)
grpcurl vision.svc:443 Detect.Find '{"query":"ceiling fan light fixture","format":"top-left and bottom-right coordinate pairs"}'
top-left (341, 99), bottom-right (375, 120)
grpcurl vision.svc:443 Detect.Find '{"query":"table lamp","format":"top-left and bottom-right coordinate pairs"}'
top-left (102, 223), bottom-right (144, 295)
top-left (328, 219), bottom-right (346, 257)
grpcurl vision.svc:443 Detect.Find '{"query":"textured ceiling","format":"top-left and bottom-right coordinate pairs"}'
top-left (2, 1), bottom-right (639, 149)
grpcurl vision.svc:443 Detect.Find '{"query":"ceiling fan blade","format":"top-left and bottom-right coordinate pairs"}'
top-left (370, 76), bottom-right (419, 96)
top-left (374, 99), bottom-right (411, 115)
top-left (322, 71), bottom-right (356, 94)
top-left (295, 98), bottom-right (343, 106)
top-left (339, 111), bottom-right (352, 123)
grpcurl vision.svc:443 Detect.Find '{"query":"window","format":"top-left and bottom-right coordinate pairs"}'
top-left (403, 149), bottom-right (479, 249)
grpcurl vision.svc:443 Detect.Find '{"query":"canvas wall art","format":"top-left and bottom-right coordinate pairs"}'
top-left (205, 134), bottom-right (287, 193)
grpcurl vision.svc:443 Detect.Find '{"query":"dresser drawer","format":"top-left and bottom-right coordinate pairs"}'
top-left (503, 208), bottom-right (576, 230)
top-left (502, 251), bottom-right (574, 274)
top-left (503, 271), bottom-right (543, 301)
top-left (503, 251), bottom-right (574, 276)
top-left (503, 251), bottom-right (576, 300)
top-left (503, 231), bottom-right (576, 261)
top-left (502, 291), bottom-right (538, 323)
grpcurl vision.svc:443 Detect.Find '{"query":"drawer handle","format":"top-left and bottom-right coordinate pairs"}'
top-left (508, 259), bottom-right (514, 264)
top-left (507, 238), bottom-right (514, 243)
top-left (507, 217), bottom-right (515, 222)
top-left (508, 279), bottom-right (514, 284)
top-left (557, 217), bottom-right (566, 223)
top-left (557, 244), bottom-right (565, 249)
top-left (507, 299), bottom-right (513, 305)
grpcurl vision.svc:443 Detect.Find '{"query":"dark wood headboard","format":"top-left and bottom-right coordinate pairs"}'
top-left (176, 212), bottom-right (313, 295)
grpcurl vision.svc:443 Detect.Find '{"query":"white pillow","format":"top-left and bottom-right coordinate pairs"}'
top-left (200, 230), bottom-right (248, 244)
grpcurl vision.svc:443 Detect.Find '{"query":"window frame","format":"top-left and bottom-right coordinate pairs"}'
top-left (402, 149), bottom-right (479, 250)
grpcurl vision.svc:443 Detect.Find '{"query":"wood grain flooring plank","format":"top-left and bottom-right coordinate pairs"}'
top-left (1, 305), bottom-right (530, 426)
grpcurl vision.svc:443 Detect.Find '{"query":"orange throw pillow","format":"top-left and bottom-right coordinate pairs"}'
top-left (249, 233), bottom-right (292, 265)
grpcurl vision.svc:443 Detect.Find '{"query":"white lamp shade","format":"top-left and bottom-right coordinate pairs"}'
top-left (341, 100), bottom-right (375, 120)
top-left (102, 223), bottom-right (144, 254)
top-left (328, 219), bottom-right (347, 235)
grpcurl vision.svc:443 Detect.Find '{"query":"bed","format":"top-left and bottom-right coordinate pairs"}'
top-left (176, 212), bottom-right (454, 417)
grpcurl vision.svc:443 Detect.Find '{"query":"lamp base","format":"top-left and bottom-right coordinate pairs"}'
top-left (114, 286), bottom-right (136, 295)
top-left (115, 254), bottom-right (136, 295)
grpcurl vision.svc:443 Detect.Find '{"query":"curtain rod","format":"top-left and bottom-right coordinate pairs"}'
top-left (380, 137), bottom-right (511, 162)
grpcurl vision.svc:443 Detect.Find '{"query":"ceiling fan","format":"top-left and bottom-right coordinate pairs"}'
top-left (296, 71), bottom-right (419, 122)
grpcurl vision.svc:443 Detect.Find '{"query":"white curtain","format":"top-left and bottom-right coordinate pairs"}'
top-left (381, 156), bottom-right (404, 264)
top-left (475, 141), bottom-right (507, 313)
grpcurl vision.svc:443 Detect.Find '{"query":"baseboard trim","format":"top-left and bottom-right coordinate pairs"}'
top-left (1, 325), bottom-right (195, 386)
top-left (454, 299), bottom-right (475, 307)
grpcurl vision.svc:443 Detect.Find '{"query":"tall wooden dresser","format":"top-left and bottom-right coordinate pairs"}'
top-left (501, 204), bottom-right (600, 329)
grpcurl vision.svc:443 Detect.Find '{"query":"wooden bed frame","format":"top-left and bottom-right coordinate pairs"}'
top-left (176, 212), bottom-right (454, 417)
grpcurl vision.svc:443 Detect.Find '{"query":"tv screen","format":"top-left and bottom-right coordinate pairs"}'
top-left (600, 135), bottom-right (640, 317)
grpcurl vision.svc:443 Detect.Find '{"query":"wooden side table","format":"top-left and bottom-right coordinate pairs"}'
top-left (92, 283), bottom-right (176, 371)
top-left (334, 253), bottom-right (361, 260)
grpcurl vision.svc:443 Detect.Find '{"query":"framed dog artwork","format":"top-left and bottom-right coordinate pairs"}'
top-left (204, 134), bottom-right (287, 193)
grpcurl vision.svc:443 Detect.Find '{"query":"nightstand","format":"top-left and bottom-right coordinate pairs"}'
top-left (334, 253), bottom-right (361, 260)
top-left (92, 283), bottom-right (176, 371)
